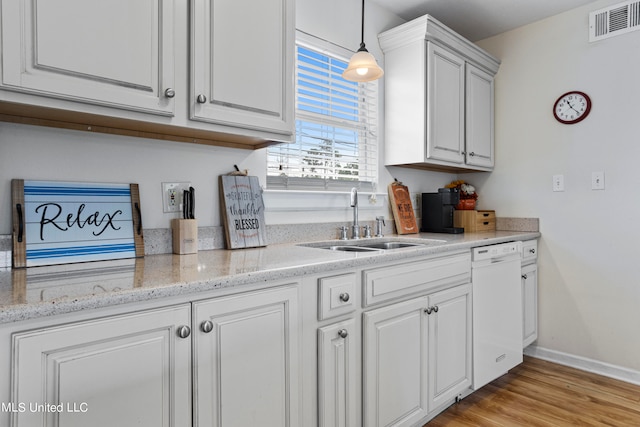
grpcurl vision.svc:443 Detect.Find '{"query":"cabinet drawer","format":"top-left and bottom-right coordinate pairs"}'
top-left (453, 210), bottom-right (495, 232)
top-left (522, 239), bottom-right (538, 264)
top-left (363, 253), bottom-right (470, 307)
top-left (318, 273), bottom-right (357, 320)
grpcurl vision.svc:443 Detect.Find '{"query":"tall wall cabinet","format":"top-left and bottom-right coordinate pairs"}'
top-left (378, 15), bottom-right (500, 172)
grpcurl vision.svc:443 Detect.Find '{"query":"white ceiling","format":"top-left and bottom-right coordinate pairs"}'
top-left (372, 0), bottom-right (599, 41)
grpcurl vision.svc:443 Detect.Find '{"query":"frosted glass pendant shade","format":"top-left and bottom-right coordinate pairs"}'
top-left (342, 46), bottom-right (384, 82)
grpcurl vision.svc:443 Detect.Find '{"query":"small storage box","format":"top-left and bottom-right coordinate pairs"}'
top-left (453, 210), bottom-right (496, 232)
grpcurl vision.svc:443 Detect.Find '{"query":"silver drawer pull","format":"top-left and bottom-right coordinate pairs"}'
top-left (339, 293), bottom-right (350, 303)
top-left (164, 88), bottom-right (175, 98)
top-left (338, 329), bottom-right (348, 339)
top-left (196, 94), bottom-right (207, 104)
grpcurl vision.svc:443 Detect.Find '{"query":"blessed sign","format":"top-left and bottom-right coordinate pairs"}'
top-left (12, 180), bottom-right (144, 267)
top-left (219, 175), bottom-right (267, 249)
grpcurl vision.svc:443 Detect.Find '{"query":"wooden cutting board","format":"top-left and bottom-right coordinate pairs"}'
top-left (388, 182), bottom-right (418, 234)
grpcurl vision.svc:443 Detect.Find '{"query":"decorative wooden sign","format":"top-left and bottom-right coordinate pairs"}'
top-left (388, 181), bottom-right (418, 234)
top-left (12, 179), bottom-right (144, 268)
top-left (219, 175), bottom-right (267, 249)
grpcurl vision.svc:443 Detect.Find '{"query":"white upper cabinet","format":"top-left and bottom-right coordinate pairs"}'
top-left (1, 0), bottom-right (175, 115)
top-left (427, 43), bottom-right (466, 165)
top-left (0, 0), bottom-right (294, 148)
top-left (465, 64), bottom-right (495, 168)
top-left (379, 15), bottom-right (500, 172)
top-left (190, 0), bottom-right (294, 136)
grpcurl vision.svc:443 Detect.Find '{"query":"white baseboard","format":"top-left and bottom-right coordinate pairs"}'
top-left (524, 345), bottom-right (640, 386)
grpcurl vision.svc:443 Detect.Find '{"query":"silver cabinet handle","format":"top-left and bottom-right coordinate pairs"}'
top-left (522, 274), bottom-right (528, 280)
top-left (201, 320), bottom-right (214, 333)
top-left (177, 325), bottom-right (191, 339)
top-left (469, 152), bottom-right (475, 157)
top-left (424, 306), bottom-right (439, 314)
top-left (338, 329), bottom-right (348, 339)
top-left (529, 248), bottom-right (536, 254)
top-left (196, 94), bottom-right (207, 104)
top-left (339, 293), bottom-right (350, 303)
top-left (164, 88), bottom-right (175, 98)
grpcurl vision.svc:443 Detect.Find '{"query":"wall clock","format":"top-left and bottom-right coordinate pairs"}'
top-left (553, 91), bottom-right (592, 124)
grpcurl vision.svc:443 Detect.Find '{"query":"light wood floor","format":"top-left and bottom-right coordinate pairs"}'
top-left (427, 356), bottom-right (640, 426)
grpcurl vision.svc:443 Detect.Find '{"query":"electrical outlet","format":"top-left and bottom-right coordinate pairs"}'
top-left (162, 182), bottom-right (191, 213)
top-left (552, 175), bottom-right (564, 192)
top-left (591, 171), bottom-right (605, 190)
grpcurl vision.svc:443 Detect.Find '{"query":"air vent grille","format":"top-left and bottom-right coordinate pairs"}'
top-left (589, 0), bottom-right (640, 42)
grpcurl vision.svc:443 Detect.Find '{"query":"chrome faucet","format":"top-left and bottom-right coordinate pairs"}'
top-left (350, 188), bottom-right (360, 239)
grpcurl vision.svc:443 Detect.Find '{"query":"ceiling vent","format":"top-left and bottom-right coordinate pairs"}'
top-left (589, 0), bottom-right (640, 42)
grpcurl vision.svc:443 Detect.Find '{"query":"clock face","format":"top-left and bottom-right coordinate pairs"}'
top-left (553, 91), bottom-right (591, 124)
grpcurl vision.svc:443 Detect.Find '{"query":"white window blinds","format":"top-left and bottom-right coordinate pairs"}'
top-left (267, 32), bottom-right (379, 191)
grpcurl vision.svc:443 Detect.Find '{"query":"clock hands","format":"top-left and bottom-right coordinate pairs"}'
top-left (564, 99), bottom-right (581, 115)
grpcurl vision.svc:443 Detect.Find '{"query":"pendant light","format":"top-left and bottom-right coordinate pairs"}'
top-left (342, 0), bottom-right (384, 82)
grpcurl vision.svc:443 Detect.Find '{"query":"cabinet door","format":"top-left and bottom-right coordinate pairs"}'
top-left (318, 319), bottom-right (357, 427)
top-left (465, 64), bottom-right (495, 168)
top-left (363, 297), bottom-right (428, 427)
top-left (11, 305), bottom-right (192, 427)
top-left (426, 43), bottom-right (465, 164)
top-left (522, 264), bottom-right (538, 348)
top-left (193, 285), bottom-right (299, 427)
top-left (427, 284), bottom-right (472, 411)
top-left (0, 0), bottom-right (175, 115)
top-left (191, 0), bottom-right (294, 136)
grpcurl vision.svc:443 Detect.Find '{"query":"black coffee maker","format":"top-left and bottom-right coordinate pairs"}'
top-left (421, 188), bottom-right (464, 233)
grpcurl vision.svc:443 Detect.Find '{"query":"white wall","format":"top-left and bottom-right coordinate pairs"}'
top-left (472, 0), bottom-right (640, 372)
top-left (0, 0), bottom-right (454, 234)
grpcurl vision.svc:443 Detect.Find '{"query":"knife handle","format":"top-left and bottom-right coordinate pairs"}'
top-left (189, 187), bottom-right (195, 219)
top-left (183, 190), bottom-right (189, 219)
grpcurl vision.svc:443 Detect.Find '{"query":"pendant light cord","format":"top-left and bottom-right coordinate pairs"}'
top-left (359, 0), bottom-right (367, 52)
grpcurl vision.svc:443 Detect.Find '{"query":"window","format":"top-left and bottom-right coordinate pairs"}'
top-left (267, 32), bottom-right (379, 191)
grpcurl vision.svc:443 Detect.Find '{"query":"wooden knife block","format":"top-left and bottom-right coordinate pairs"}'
top-left (172, 219), bottom-right (198, 254)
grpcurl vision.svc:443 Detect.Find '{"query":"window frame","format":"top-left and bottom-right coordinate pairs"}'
top-left (266, 31), bottom-right (379, 192)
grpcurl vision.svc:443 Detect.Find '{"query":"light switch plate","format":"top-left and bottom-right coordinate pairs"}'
top-left (591, 171), bottom-right (605, 190)
top-left (553, 175), bottom-right (564, 192)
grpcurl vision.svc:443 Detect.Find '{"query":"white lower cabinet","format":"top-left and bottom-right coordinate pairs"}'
top-left (193, 285), bottom-right (299, 427)
top-left (317, 319), bottom-right (357, 427)
top-left (363, 283), bottom-right (472, 427)
top-left (521, 239), bottom-right (539, 348)
top-left (522, 263), bottom-right (538, 348)
top-left (5, 284), bottom-right (300, 427)
top-left (427, 284), bottom-right (473, 410)
top-left (10, 305), bottom-right (192, 427)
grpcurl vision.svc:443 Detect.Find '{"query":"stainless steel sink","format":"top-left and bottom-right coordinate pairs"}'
top-left (324, 245), bottom-right (382, 252)
top-left (357, 241), bottom-right (424, 250)
top-left (303, 239), bottom-right (446, 252)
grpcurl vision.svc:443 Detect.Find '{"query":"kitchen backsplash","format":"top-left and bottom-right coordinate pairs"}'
top-left (0, 217), bottom-right (539, 268)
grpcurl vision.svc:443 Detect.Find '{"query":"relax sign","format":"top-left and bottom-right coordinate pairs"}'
top-left (12, 180), bottom-right (144, 267)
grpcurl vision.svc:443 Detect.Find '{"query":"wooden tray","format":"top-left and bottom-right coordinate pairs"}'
top-left (12, 179), bottom-right (144, 268)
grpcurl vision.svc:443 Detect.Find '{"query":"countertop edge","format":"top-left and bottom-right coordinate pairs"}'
top-left (0, 231), bottom-right (540, 325)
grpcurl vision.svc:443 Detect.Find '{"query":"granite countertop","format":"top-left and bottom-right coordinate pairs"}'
top-left (0, 231), bottom-right (540, 324)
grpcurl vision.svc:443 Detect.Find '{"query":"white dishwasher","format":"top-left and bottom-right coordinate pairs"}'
top-left (472, 241), bottom-right (523, 390)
